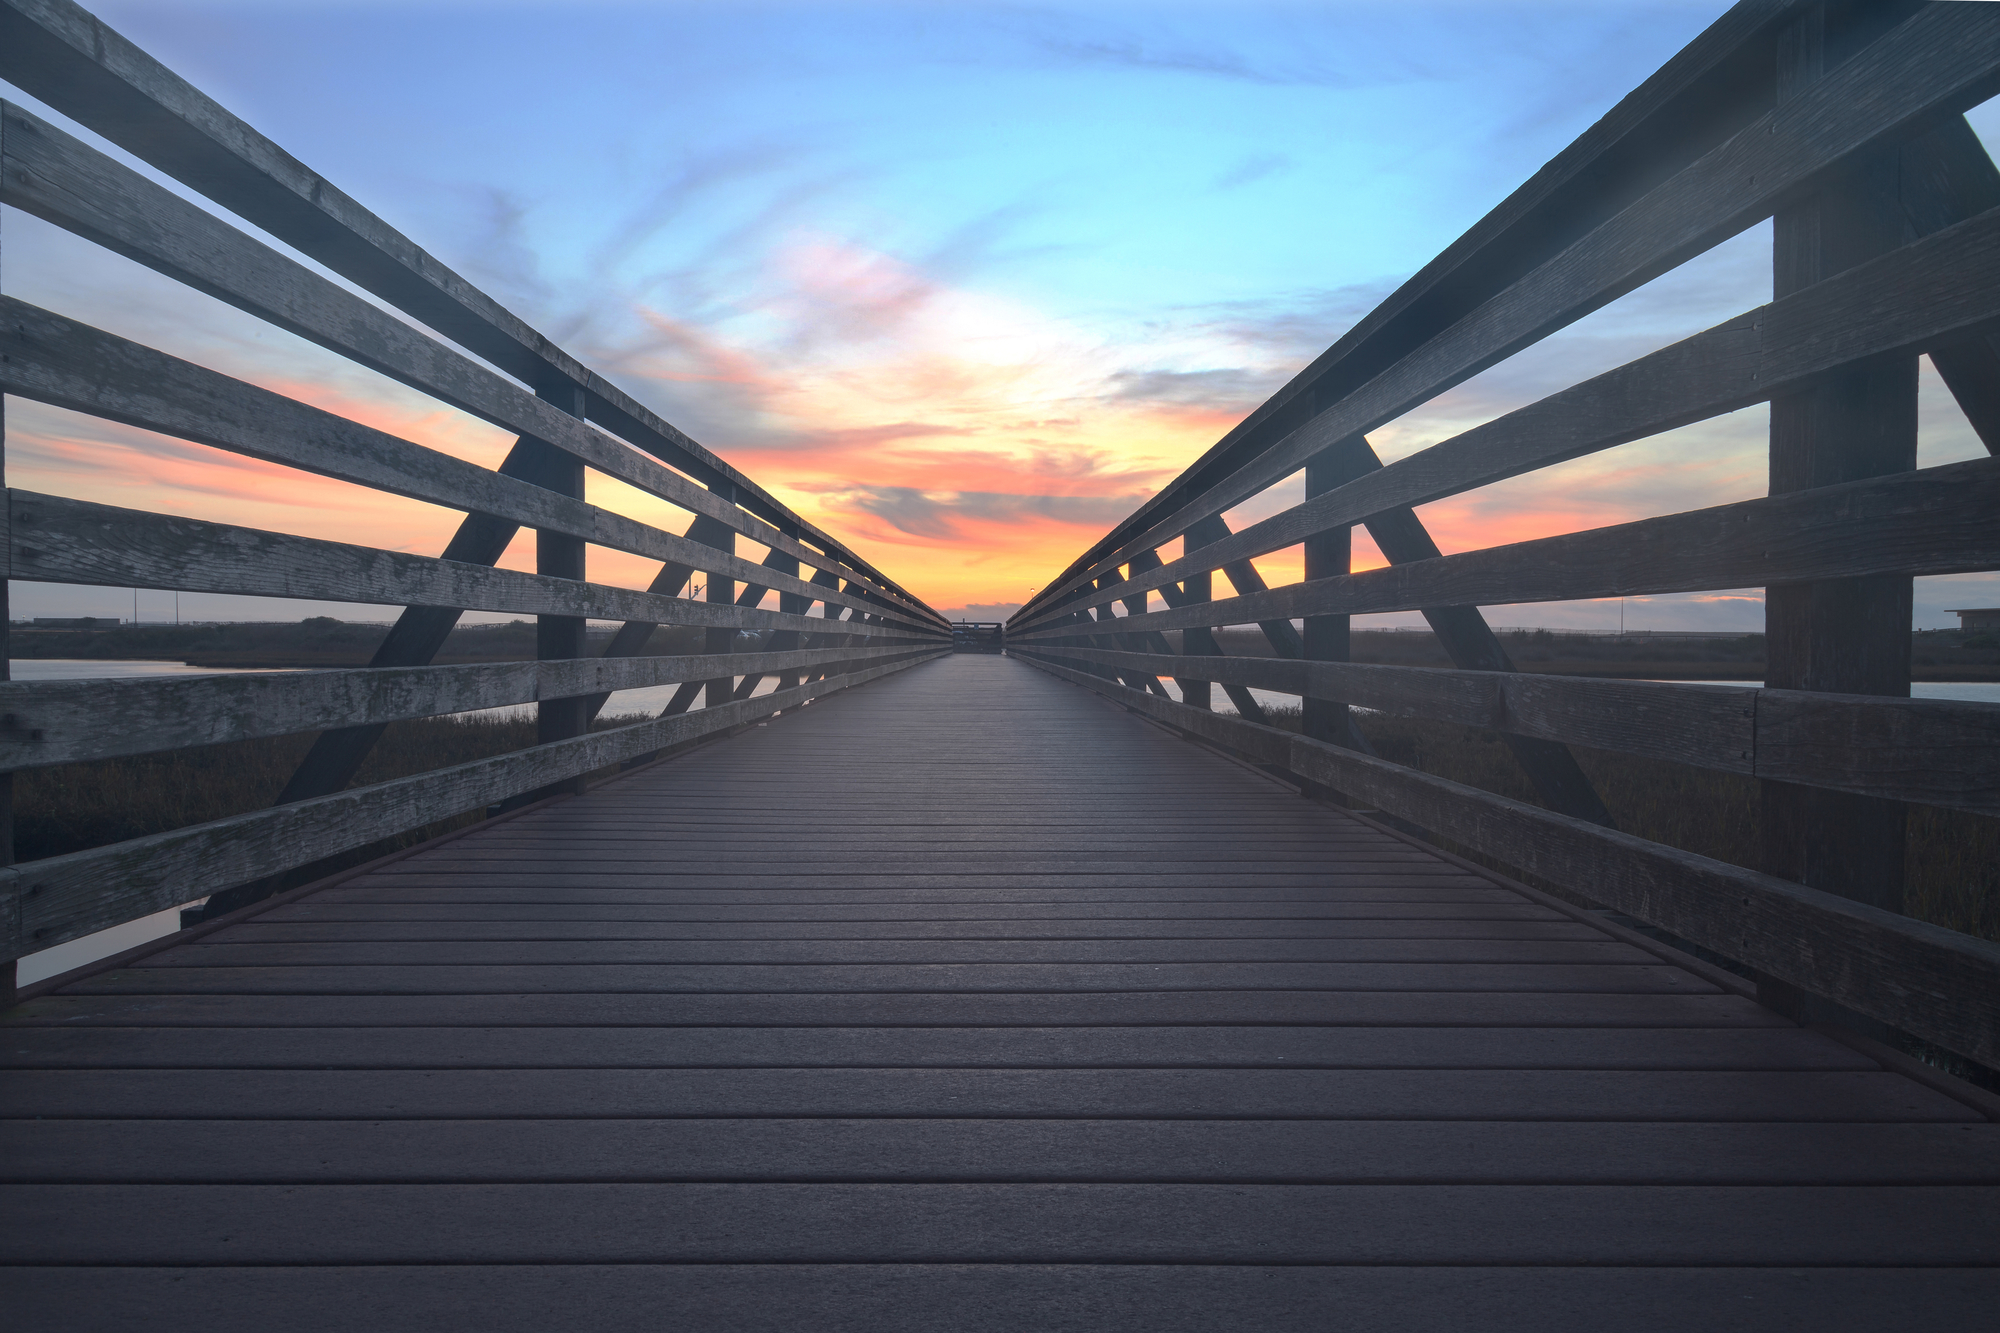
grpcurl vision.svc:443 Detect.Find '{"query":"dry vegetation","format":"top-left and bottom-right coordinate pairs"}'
top-left (13, 618), bottom-right (717, 668)
top-left (14, 713), bottom-right (543, 864)
top-left (1202, 627), bottom-right (2000, 681)
top-left (1241, 701), bottom-right (2000, 1087)
top-left (1254, 705), bottom-right (1999, 945)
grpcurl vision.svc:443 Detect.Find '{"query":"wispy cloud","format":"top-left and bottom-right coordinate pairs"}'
top-left (1212, 152), bottom-right (1293, 191)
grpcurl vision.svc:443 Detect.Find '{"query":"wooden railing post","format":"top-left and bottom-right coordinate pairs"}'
top-left (580, 513), bottom-right (727, 726)
top-left (1901, 116), bottom-right (2000, 453)
top-left (702, 484), bottom-right (737, 709)
top-left (771, 521), bottom-right (808, 690)
top-left (1115, 563), bottom-right (1170, 697)
top-left (1758, 2), bottom-right (1917, 1023)
top-left (1088, 573), bottom-right (1140, 689)
top-left (0, 381), bottom-right (12, 1006)
top-left (529, 382), bottom-right (589, 798)
top-left (1174, 532), bottom-right (1215, 711)
top-left (1300, 435), bottom-right (1372, 799)
top-left (1177, 521), bottom-right (1269, 724)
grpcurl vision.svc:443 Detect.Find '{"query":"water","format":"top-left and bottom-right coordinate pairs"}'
top-left (7, 657), bottom-right (780, 719)
top-left (1664, 680), bottom-right (2000, 704)
top-left (1198, 678), bottom-right (2000, 715)
top-left (10, 661), bottom-right (278, 986)
top-left (8, 658), bottom-right (283, 680)
top-left (8, 658), bottom-right (783, 986)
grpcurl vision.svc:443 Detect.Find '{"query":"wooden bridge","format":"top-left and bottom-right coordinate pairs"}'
top-left (3, 1), bottom-right (2000, 1327)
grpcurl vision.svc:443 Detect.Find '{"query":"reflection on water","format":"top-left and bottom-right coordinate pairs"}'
top-left (1196, 677), bottom-right (2000, 715)
top-left (8, 658), bottom-right (283, 680)
top-left (1664, 680), bottom-right (2000, 704)
top-left (7, 658), bottom-right (779, 988)
top-left (15, 906), bottom-right (195, 987)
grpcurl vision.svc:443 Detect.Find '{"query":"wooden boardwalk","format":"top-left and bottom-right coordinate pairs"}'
top-left (4, 653), bottom-right (1997, 1330)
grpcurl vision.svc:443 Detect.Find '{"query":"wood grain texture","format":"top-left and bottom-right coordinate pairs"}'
top-left (0, 647), bottom-right (922, 771)
top-left (0, 650), bottom-right (943, 959)
top-left (8, 3), bottom-right (1999, 1316)
top-left (1037, 645), bottom-right (1756, 766)
top-left (6, 1181), bottom-right (1998, 1264)
top-left (1753, 688), bottom-right (2000, 813)
top-left (8, 1265), bottom-right (1999, 1333)
top-left (1029, 645), bottom-right (2000, 816)
top-left (18, 1119), bottom-right (2000, 1184)
top-left (1018, 652), bottom-right (2000, 1066)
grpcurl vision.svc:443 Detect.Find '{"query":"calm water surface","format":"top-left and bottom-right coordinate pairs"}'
top-left (9, 659), bottom-right (769, 984)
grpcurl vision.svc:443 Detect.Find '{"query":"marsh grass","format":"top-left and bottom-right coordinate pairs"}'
top-left (1247, 703), bottom-right (2000, 1085)
top-left (1252, 704), bottom-right (1999, 943)
top-left (14, 713), bottom-right (543, 862)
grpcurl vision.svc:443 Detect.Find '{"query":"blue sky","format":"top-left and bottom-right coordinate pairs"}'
top-left (4, 0), bottom-right (1993, 628)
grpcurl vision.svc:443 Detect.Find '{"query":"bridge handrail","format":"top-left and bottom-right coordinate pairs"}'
top-left (0, 0), bottom-right (943, 623)
top-left (0, 0), bottom-right (949, 971)
top-left (1010, 0), bottom-right (2000, 1070)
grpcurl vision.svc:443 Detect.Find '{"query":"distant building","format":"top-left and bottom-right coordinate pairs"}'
top-left (30, 616), bottom-right (123, 628)
top-left (1949, 608), bottom-right (2000, 632)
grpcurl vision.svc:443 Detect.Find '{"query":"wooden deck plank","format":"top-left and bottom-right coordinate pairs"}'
top-left (1, 1068), bottom-right (1966, 1122)
top-left (336, 873), bottom-right (1504, 885)
top-left (133, 939), bottom-right (1660, 966)
top-left (0, 1025), bottom-right (1877, 1070)
top-left (237, 902), bottom-right (1582, 922)
top-left (10, 1119), bottom-right (1995, 1184)
top-left (56, 961), bottom-right (1719, 994)
top-left (7, 1265), bottom-right (1998, 1333)
top-left (6, 1183), bottom-right (1999, 1264)
top-left (4, 989), bottom-right (1795, 1028)
top-left (208, 917), bottom-right (1596, 940)
top-left (7, 654), bottom-right (1992, 1321)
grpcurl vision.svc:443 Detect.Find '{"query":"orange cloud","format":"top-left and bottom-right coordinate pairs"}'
top-left (31, 225), bottom-right (1780, 621)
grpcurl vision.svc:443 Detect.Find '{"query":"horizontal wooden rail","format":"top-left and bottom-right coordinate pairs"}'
top-left (1017, 651), bottom-right (2000, 1068)
top-left (1016, 204), bottom-right (2000, 630)
top-left (0, 101), bottom-right (943, 627)
top-left (1026, 644), bottom-right (2000, 818)
top-left (1021, 0), bottom-right (1805, 617)
top-left (0, 0), bottom-right (955, 970)
top-left (0, 0), bottom-right (938, 619)
top-left (1019, 1), bottom-right (2000, 618)
top-left (0, 647), bottom-right (947, 962)
top-left (0, 644), bottom-right (924, 771)
top-left (6, 491), bottom-right (947, 642)
top-left (0, 302), bottom-right (938, 634)
top-left (1011, 455), bottom-right (2000, 639)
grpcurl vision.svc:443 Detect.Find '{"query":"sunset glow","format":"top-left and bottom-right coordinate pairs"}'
top-left (4, 0), bottom-right (1995, 628)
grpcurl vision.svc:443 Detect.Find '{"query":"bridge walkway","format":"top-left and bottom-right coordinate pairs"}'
top-left (3, 653), bottom-right (1997, 1329)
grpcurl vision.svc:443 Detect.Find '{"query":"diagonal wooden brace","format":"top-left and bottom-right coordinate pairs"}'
top-left (1313, 433), bottom-right (1612, 826)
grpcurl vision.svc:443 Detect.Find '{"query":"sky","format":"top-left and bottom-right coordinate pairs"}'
top-left (2, 0), bottom-right (1995, 631)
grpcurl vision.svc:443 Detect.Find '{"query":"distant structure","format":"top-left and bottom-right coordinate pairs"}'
top-left (28, 617), bottom-right (122, 628)
top-left (952, 622), bottom-right (1005, 652)
top-left (1948, 608), bottom-right (2000, 631)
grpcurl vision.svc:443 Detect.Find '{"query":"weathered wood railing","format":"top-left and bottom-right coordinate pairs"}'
top-left (0, 0), bottom-right (950, 989)
top-left (1009, 0), bottom-right (2000, 1068)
